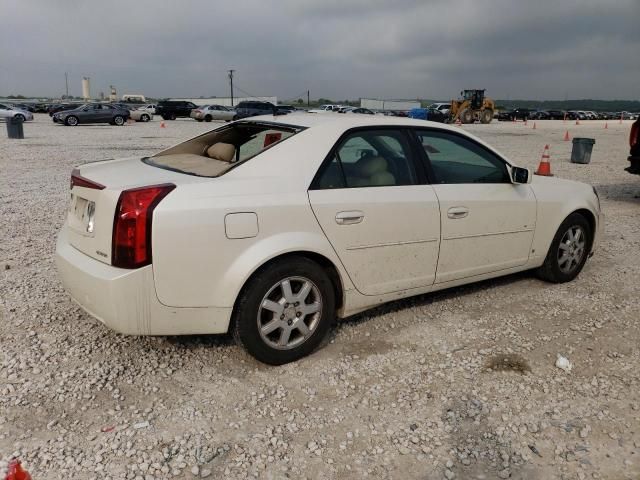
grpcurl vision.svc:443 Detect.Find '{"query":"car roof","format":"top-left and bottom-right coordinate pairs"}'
top-left (245, 111), bottom-right (464, 131)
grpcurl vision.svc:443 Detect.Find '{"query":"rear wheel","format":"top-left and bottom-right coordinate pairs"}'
top-left (140, 114), bottom-right (150, 122)
top-left (536, 213), bottom-right (592, 283)
top-left (14, 114), bottom-right (25, 122)
top-left (233, 257), bottom-right (335, 365)
top-left (481, 109), bottom-right (493, 124)
top-left (169, 113), bottom-right (176, 120)
top-left (113, 115), bottom-right (125, 126)
top-left (65, 115), bottom-right (78, 126)
top-left (205, 115), bottom-right (212, 122)
top-left (460, 108), bottom-right (473, 124)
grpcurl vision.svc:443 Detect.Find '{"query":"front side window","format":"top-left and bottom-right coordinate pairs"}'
top-left (416, 130), bottom-right (510, 184)
top-left (314, 129), bottom-right (417, 189)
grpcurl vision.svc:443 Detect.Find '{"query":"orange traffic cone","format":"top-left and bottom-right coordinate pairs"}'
top-left (564, 130), bottom-right (570, 141)
top-left (5, 459), bottom-right (32, 480)
top-left (160, 121), bottom-right (166, 128)
top-left (532, 122), bottom-right (537, 130)
top-left (604, 122), bottom-right (608, 129)
top-left (535, 145), bottom-right (553, 176)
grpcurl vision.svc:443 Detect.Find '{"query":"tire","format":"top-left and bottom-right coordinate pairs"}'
top-left (481, 109), bottom-right (493, 124)
top-left (536, 213), bottom-right (592, 283)
top-left (169, 113), bottom-right (176, 120)
top-left (204, 115), bottom-right (212, 122)
top-left (232, 256), bottom-right (336, 365)
top-left (65, 115), bottom-right (79, 126)
top-left (141, 114), bottom-right (150, 122)
top-left (113, 115), bottom-right (125, 126)
top-left (14, 114), bottom-right (25, 122)
top-left (460, 108), bottom-right (473, 124)
top-left (161, 115), bottom-right (169, 120)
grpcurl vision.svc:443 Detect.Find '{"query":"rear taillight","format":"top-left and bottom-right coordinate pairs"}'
top-left (631, 121), bottom-right (639, 149)
top-left (71, 168), bottom-right (105, 190)
top-left (112, 184), bottom-right (175, 269)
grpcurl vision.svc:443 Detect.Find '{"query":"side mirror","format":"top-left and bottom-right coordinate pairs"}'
top-left (511, 166), bottom-right (531, 184)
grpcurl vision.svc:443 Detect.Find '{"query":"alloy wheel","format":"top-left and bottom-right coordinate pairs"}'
top-left (557, 225), bottom-right (586, 274)
top-left (257, 276), bottom-right (322, 350)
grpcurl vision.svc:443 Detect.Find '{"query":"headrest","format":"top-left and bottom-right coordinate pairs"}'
top-left (206, 142), bottom-right (236, 162)
top-left (358, 156), bottom-right (388, 176)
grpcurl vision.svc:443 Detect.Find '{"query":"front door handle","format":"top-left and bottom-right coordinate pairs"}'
top-left (335, 211), bottom-right (364, 225)
top-left (447, 206), bottom-right (469, 219)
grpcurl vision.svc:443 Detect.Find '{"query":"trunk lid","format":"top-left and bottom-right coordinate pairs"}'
top-left (66, 157), bottom-right (208, 265)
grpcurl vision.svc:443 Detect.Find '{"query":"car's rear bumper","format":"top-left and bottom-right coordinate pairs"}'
top-left (55, 226), bottom-right (232, 335)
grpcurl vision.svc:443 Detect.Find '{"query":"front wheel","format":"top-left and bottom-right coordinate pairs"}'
top-left (14, 114), bottom-right (25, 122)
top-left (113, 115), bottom-right (125, 126)
top-left (481, 109), bottom-right (493, 124)
top-left (140, 114), bottom-right (150, 122)
top-left (233, 257), bottom-right (335, 365)
top-left (536, 213), bottom-right (592, 283)
top-left (65, 115), bottom-right (79, 126)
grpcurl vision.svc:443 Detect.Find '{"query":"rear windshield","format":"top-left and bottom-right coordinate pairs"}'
top-left (143, 121), bottom-right (303, 177)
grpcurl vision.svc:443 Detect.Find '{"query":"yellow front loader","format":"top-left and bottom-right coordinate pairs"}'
top-left (449, 89), bottom-right (495, 124)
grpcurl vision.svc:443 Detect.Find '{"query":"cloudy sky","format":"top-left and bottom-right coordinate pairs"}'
top-left (2, 0), bottom-right (639, 101)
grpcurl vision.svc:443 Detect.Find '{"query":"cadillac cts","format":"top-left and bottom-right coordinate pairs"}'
top-left (56, 114), bottom-right (603, 364)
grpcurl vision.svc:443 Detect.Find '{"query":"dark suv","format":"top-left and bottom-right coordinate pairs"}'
top-left (233, 101), bottom-right (277, 120)
top-left (156, 100), bottom-right (198, 120)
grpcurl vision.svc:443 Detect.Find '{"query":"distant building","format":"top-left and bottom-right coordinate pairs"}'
top-left (82, 77), bottom-right (91, 100)
top-left (360, 98), bottom-right (420, 111)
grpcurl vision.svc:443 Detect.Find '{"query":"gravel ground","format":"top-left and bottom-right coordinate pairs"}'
top-left (1, 115), bottom-right (639, 480)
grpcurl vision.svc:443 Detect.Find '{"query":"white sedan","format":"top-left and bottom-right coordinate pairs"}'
top-left (190, 104), bottom-right (236, 122)
top-left (56, 114), bottom-right (603, 364)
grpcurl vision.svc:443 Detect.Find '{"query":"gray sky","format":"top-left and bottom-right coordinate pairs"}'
top-left (2, 0), bottom-right (639, 101)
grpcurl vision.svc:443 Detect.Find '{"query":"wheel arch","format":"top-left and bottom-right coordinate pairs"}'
top-left (572, 208), bottom-right (596, 250)
top-left (232, 250), bottom-right (345, 316)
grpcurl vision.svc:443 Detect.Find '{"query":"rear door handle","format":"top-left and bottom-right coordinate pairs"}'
top-left (447, 207), bottom-right (469, 219)
top-left (335, 211), bottom-right (364, 225)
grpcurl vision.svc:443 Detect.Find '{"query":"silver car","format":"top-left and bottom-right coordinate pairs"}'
top-left (0, 103), bottom-right (34, 122)
top-left (190, 104), bottom-right (236, 122)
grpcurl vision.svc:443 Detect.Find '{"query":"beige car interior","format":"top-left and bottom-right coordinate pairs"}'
top-left (347, 156), bottom-right (396, 186)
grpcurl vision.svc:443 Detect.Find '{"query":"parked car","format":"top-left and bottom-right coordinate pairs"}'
top-left (156, 100), bottom-right (199, 120)
top-left (498, 108), bottom-right (531, 121)
top-left (110, 103), bottom-right (152, 122)
top-left (52, 103), bottom-right (130, 126)
top-left (9, 103), bottom-right (36, 113)
top-left (566, 111), bottom-right (586, 121)
top-left (425, 108), bottom-right (448, 123)
top-left (427, 103), bottom-right (451, 115)
top-left (546, 110), bottom-right (566, 120)
top-left (137, 104), bottom-right (157, 115)
top-left (56, 114), bottom-right (603, 364)
top-left (530, 111), bottom-right (550, 120)
top-left (276, 105), bottom-right (297, 114)
top-left (49, 104), bottom-right (81, 116)
top-left (627, 116), bottom-right (640, 174)
top-left (190, 105), bottom-right (236, 122)
top-left (233, 101), bottom-right (277, 119)
top-left (0, 103), bottom-right (34, 122)
top-left (344, 107), bottom-right (375, 115)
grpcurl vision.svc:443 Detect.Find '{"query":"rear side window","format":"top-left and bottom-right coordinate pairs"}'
top-left (416, 130), bottom-right (510, 184)
top-left (313, 129), bottom-right (418, 189)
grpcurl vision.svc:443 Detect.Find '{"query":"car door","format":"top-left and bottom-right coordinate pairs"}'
top-left (413, 129), bottom-right (536, 284)
top-left (308, 128), bottom-right (441, 296)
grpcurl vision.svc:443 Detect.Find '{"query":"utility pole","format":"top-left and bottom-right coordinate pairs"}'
top-left (307, 90), bottom-right (310, 107)
top-left (65, 72), bottom-right (69, 98)
top-left (228, 69), bottom-right (235, 106)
